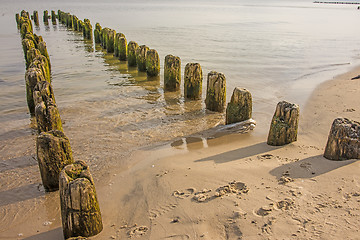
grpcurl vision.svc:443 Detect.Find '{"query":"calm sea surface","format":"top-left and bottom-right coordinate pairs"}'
top-left (1, 0), bottom-right (360, 171)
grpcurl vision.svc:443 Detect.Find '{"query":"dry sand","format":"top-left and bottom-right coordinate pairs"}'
top-left (1, 66), bottom-right (360, 239)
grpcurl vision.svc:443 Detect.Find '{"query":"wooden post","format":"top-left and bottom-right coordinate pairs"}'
top-left (127, 41), bottom-right (139, 67)
top-left (324, 118), bottom-right (360, 160)
top-left (226, 87), bottom-right (252, 124)
top-left (51, 10), bottom-right (56, 24)
top-left (25, 67), bottom-right (46, 115)
top-left (136, 45), bottom-right (149, 72)
top-left (29, 55), bottom-right (51, 82)
top-left (118, 37), bottom-right (127, 61)
top-left (22, 38), bottom-right (35, 65)
top-left (83, 19), bottom-right (92, 40)
top-left (267, 101), bottom-right (299, 146)
top-left (94, 23), bottom-right (102, 44)
top-left (33, 11), bottom-right (39, 26)
top-left (114, 32), bottom-right (124, 57)
top-left (43, 10), bottom-right (49, 22)
top-left (106, 29), bottom-right (116, 53)
top-left (205, 71), bottom-right (226, 112)
top-left (184, 63), bottom-right (202, 100)
top-left (38, 41), bottom-right (51, 70)
top-left (164, 55), bottom-right (181, 91)
top-left (146, 49), bottom-right (160, 77)
top-left (60, 161), bottom-right (103, 239)
top-left (36, 130), bottom-right (74, 191)
top-left (15, 13), bottom-right (20, 27)
top-left (26, 48), bottom-right (41, 69)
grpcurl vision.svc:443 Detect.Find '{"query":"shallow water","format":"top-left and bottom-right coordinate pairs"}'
top-left (1, 0), bottom-right (360, 173)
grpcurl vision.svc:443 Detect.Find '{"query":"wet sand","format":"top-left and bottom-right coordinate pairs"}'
top-left (1, 66), bottom-right (360, 239)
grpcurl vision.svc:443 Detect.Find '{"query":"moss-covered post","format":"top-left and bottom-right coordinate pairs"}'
top-left (36, 130), bottom-right (74, 192)
top-left (35, 96), bottom-right (63, 133)
top-left (58, 10), bottom-right (62, 22)
top-left (205, 71), bottom-right (226, 112)
top-left (83, 19), bottom-right (92, 40)
top-left (38, 41), bottom-right (51, 70)
top-left (20, 21), bottom-right (32, 39)
top-left (324, 118), bottom-right (360, 160)
top-left (106, 29), bottom-right (116, 53)
top-left (94, 23), bottom-right (102, 44)
top-left (29, 55), bottom-right (51, 82)
top-left (33, 11), bottom-right (39, 26)
top-left (26, 48), bottom-right (41, 69)
top-left (164, 55), bottom-right (181, 91)
top-left (114, 33), bottom-right (123, 57)
top-left (136, 45), bottom-right (149, 72)
top-left (267, 101), bottom-right (299, 146)
top-left (127, 41), bottom-right (139, 67)
top-left (33, 80), bottom-right (55, 107)
top-left (184, 63), bottom-right (202, 100)
top-left (225, 87), bottom-right (252, 124)
top-left (59, 161), bottom-right (103, 239)
top-left (22, 38), bottom-right (35, 65)
top-left (146, 49), bottom-right (160, 77)
top-left (25, 67), bottom-right (45, 115)
top-left (51, 10), bottom-right (56, 24)
top-left (118, 37), bottom-right (127, 61)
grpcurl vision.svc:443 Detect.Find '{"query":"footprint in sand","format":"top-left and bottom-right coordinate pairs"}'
top-left (149, 203), bottom-right (178, 220)
top-left (172, 188), bottom-right (196, 199)
top-left (276, 198), bottom-right (295, 210)
top-left (127, 225), bottom-right (148, 238)
top-left (254, 206), bottom-right (273, 216)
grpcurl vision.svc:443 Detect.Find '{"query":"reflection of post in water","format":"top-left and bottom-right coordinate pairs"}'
top-left (171, 137), bottom-right (208, 151)
top-left (84, 38), bottom-right (94, 53)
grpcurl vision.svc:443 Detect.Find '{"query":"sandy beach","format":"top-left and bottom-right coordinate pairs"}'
top-left (1, 61), bottom-right (360, 240)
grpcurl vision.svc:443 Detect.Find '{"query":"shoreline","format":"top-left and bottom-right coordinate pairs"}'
top-left (1, 65), bottom-right (360, 239)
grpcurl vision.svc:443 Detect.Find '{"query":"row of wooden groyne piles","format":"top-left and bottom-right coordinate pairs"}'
top-left (16, 10), bottom-right (103, 240)
top-left (15, 7), bottom-right (360, 239)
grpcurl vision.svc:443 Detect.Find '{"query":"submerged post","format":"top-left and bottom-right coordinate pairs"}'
top-left (267, 101), bottom-right (299, 146)
top-left (60, 161), bottom-right (103, 239)
top-left (33, 11), bottom-right (39, 26)
top-left (324, 118), bottom-right (360, 160)
top-left (127, 41), bottom-right (139, 67)
top-left (43, 10), bottom-right (49, 22)
top-left (184, 63), bottom-right (203, 100)
top-left (51, 10), bottom-right (56, 24)
top-left (164, 55), bottom-right (181, 91)
top-left (146, 49), bottom-right (160, 77)
top-left (37, 130), bottom-right (74, 192)
top-left (226, 87), bottom-right (252, 124)
top-left (205, 71), bottom-right (226, 112)
top-left (136, 45), bottom-right (149, 72)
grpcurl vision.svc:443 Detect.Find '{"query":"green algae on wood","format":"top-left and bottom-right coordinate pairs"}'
top-left (36, 130), bottom-right (74, 192)
top-left (146, 49), bottom-right (160, 77)
top-left (43, 10), bottom-right (49, 22)
top-left (94, 23), bottom-right (102, 44)
top-left (33, 80), bottom-right (55, 107)
top-left (184, 63), bottom-right (203, 100)
top-left (226, 87), bottom-right (252, 125)
top-left (127, 41), bottom-right (139, 67)
top-left (26, 48), bottom-right (41, 69)
top-left (136, 45), bottom-right (149, 72)
top-left (324, 118), bottom-right (360, 160)
top-left (38, 41), bottom-right (51, 70)
top-left (83, 19), bottom-right (92, 40)
top-left (205, 71), bottom-right (226, 112)
top-left (25, 67), bottom-right (46, 115)
top-left (22, 38), bottom-right (35, 65)
top-left (35, 96), bottom-right (63, 133)
top-left (118, 37), bottom-right (127, 61)
top-left (60, 161), bottom-right (103, 239)
top-left (164, 55), bottom-right (181, 91)
top-left (29, 55), bottom-right (51, 82)
top-left (106, 29), bottom-right (116, 53)
top-left (267, 101), bottom-right (299, 146)
top-left (114, 32), bottom-right (125, 57)
top-left (15, 13), bottom-right (20, 26)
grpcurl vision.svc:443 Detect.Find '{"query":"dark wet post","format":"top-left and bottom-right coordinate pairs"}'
top-left (73, 16), bottom-right (79, 31)
top-left (205, 71), bottom-right (226, 112)
top-left (127, 41), bottom-right (139, 67)
top-left (94, 23), bottom-right (102, 44)
top-left (59, 161), bottom-right (103, 239)
top-left (58, 10), bottom-right (62, 22)
top-left (83, 19), bottom-right (92, 40)
top-left (267, 101), bottom-right (299, 146)
top-left (15, 13), bottom-right (20, 27)
top-left (36, 130), bottom-right (74, 192)
top-left (33, 11), bottom-right (39, 26)
top-left (51, 11), bottom-right (56, 24)
top-left (118, 37), bottom-right (127, 61)
top-left (25, 67), bottom-right (45, 114)
top-left (164, 55), bottom-right (181, 91)
top-left (43, 10), bottom-right (49, 22)
top-left (136, 45), bottom-right (149, 72)
top-left (146, 49), bottom-right (160, 77)
top-left (226, 87), bottom-right (252, 124)
top-left (324, 118), bottom-right (360, 160)
top-left (184, 63), bottom-right (203, 100)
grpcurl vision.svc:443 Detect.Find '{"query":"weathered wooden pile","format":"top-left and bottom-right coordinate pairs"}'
top-left (16, 10), bottom-right (102, 240)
